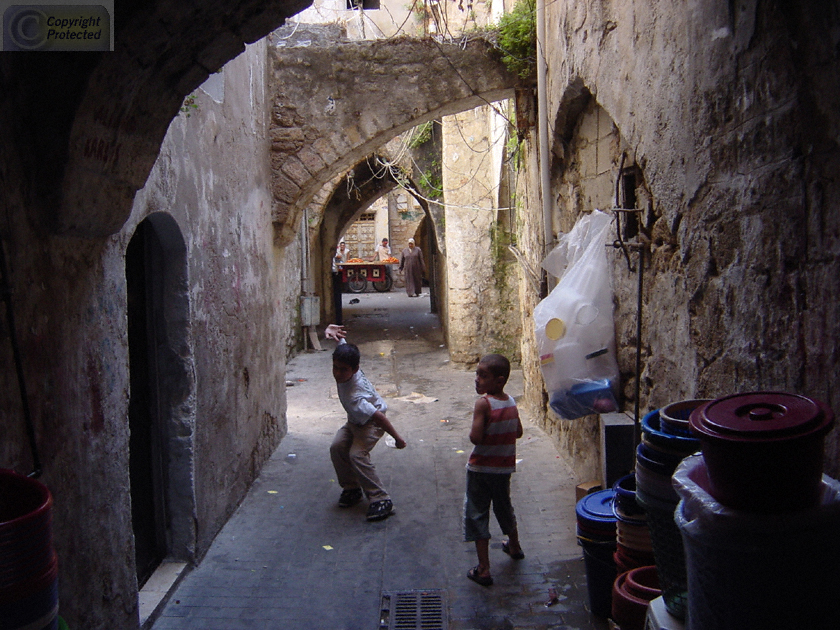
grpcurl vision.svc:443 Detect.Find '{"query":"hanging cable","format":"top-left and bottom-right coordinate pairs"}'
top-left (1, 237), bottom-right (42, 478)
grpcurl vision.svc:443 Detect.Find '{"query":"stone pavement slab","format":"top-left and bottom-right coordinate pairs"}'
top-left (151, 291), bottom-right (609, 630)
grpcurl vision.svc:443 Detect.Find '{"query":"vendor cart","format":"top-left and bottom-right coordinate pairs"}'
top-left (339, 262), bottom-right (395, 293)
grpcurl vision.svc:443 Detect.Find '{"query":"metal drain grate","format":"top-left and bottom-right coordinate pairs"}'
top-left (379, 589), bottom-right (447, 630)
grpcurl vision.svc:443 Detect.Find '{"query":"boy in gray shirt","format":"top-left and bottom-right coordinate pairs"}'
top-left (326, 324), bottom-right (406, 521)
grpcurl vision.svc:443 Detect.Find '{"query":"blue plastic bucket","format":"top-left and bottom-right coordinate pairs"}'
top-left (577, 489), bottom-right (617, 616)
top-left (576, 489), bottom-right (617, 535)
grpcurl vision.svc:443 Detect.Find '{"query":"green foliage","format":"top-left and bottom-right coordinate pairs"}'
top-left (496, 0), bottom-right (536, 78)
top-left (505, 108), bottom-right (525, 171)
top-left (408, 121), bottom-right (434, 148)
top-left (418, 168), bottom-right (442, 199)
top-left (180, 93), bottom-right (199, 117)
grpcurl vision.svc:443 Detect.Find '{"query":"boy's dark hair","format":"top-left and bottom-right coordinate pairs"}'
top-left (333, 342), bottom-right (361, 369)
top-left (480, 354), bottom-right (510, 383)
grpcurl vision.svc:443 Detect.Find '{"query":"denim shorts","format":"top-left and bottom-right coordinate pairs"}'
top-left (463, 470), bottom-right (517, 542)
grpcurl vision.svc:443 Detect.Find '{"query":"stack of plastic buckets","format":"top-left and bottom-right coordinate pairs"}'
top-left (612, 473), bottom-right (654, 574)
top-left (634, 403), bottom-right (703, 620)
top-left (0, 469), bottom-right (59, 630)
top-left (675, 392), bottom-right (840, 630)
top-left (575, 488), bottom-right (617, 617)
top-left (611, 565), bottom-right (662, 630)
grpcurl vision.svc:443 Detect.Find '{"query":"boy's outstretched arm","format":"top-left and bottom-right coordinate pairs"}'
top-left (469, 397), bottom-right (491, 445)
top-left (370, 410), bottom-right (407, 449)
top-left (325, 324), bottom-right (346, 340)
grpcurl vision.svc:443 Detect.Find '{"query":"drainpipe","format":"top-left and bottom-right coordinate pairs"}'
top-left (536, 0), bottom-right (551, 250)
top-left (536, 0), bottom-right (553, 289)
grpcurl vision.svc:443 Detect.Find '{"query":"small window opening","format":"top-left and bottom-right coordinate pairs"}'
top-left (621, 170), bottom-right (639, 240)
top-left (347, 0), bottom-right (380, 9)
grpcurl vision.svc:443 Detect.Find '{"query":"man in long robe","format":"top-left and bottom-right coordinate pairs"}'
top-left (399, 238), bottom-right (425, 297)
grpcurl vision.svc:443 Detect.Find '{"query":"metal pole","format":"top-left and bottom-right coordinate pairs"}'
top-left (634, 245), bottom-right (644, 445)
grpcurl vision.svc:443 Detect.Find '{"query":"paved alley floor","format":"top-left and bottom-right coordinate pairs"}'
top-left (150, 290), bottom-right (609, 630)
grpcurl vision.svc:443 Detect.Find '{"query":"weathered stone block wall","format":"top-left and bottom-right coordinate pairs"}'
top-left (267, 35), bottom-right (520, 246)
top-left (0, 40), bottom-right (289, 629)
top-left (444, 105), bottom-right (522, 365)
top-left (128, 40), bottom-right (290, 555)
top-left (520, 0), bottom-right (840, 479)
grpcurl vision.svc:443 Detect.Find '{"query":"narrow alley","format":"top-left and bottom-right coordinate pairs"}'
top-left (148, 291), bottom-right (608, 630)
top-left (3, 3), bottom-right (840, 630)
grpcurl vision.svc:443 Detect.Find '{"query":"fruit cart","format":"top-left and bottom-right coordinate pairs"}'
top-left (339, 261), bottom-right (396, 293)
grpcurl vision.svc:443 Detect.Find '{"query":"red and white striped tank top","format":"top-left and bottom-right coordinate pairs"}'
top-left (467, 395), bottom-right (519, 474)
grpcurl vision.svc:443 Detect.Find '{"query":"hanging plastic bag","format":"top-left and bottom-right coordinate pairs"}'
top-left (533, 210), bottom-right (619, 419)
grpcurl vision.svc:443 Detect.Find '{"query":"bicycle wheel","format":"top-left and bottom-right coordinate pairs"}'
top-left (373, 274), bottom-right (393, 292)
top-left (347, 276), bottom-right (367, 293)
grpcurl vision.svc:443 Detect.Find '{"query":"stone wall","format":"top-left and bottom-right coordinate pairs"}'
top-left (0, 40), bottom-right (290, 628)
top-left (130, 39), bottom-right (291, 558)
top-left (519, 0), bottom-right (840, 480)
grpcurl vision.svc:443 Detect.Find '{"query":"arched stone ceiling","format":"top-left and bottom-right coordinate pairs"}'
top-left (0, 0), bottom-right (311, 238)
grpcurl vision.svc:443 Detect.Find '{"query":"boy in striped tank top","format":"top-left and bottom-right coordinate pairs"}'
top-left (464, 354), bottom-right (524, 587)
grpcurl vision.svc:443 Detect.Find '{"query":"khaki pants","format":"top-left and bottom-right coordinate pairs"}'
top-left (330, 422), bottom-right (389, 502)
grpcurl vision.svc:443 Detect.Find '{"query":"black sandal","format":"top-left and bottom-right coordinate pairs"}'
top-left (467, 566), bottom-right (493, 587)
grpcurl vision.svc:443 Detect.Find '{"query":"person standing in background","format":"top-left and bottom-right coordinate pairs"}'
top-left (374, 238), bottom-right (391, 261)
top-left (399, 238), bottom-right (425, 297)
top-left (332, 240), bottom-right (349, 323)
top-left (373, 238), bottom-right (392, 281)
top-left (334, 240), bottom-right (350, 266)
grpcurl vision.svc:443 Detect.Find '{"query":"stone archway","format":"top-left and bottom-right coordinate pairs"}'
top-left (268, 35), bottom-right (527, 246)
top-left (312, 155), bottom-right (440, 322)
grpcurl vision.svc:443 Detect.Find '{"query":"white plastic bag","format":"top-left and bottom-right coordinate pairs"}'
top-left (533, 210), bottom-right (619, 419)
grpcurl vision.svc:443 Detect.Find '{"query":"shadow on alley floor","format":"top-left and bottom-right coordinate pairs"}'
top-left (150, 290), bottom-right (610, 630)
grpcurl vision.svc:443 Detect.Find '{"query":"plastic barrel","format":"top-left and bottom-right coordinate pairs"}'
top-left (580, 542), bottom-right (617, 617)
top-left (674, 455), bottom-right (840, 630)
top-left (635, 488), bottom-right (686, 620)
top-left (0, 470), bottom-right (59, 630)
top-left (576, 489), bottom-right (617, 617)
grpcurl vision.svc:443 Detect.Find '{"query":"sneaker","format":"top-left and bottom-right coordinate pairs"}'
top-left (338, 488), bottom-right (363, 508)
top-left (366, 499), bottom-right (394, 521)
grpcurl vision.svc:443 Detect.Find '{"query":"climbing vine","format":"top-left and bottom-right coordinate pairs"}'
top-left (417, 159), bottom-right (443, 200)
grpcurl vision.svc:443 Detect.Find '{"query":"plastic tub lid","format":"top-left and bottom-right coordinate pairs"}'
top-left (576, 488), bottom-right (617, 529)
top-left (689, 392), bottom-right (834, 443)
top-left (642, 410), bottom-right (701, 451)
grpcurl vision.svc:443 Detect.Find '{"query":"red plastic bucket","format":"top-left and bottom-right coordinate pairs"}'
top-left (611, 566), bottom-right (661, 630)
top-left (689, 392), bottom-right (834, 512)
top-left (0, 470), bottom-right (58, 630)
